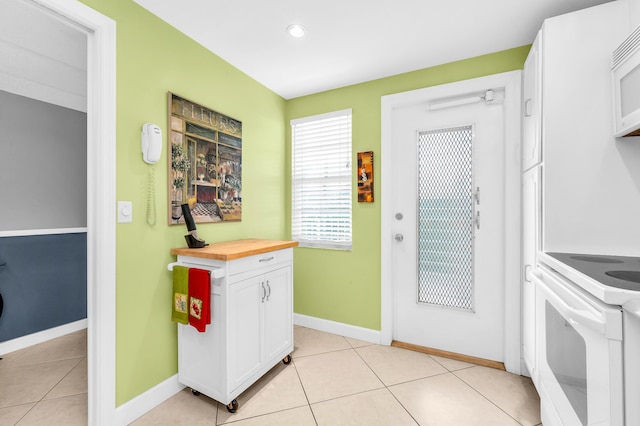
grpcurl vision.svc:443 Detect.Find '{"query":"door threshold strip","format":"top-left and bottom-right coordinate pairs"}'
top-left (391, 340), bottom-right (506, 371)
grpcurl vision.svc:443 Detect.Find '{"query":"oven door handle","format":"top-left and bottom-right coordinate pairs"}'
top-left (533, 271), bottom-right (606, 336)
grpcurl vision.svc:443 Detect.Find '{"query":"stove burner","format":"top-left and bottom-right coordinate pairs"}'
top-left (605, 270), bottom-right (640, 284)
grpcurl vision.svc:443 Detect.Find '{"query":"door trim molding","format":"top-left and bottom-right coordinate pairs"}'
top-left (380, 71), bottom-right (522, 374)
top-left (30, 0), bottom-right (117, 423)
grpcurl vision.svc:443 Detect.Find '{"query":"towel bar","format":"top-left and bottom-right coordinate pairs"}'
top-left (167, 262), bottom-right (225, 279)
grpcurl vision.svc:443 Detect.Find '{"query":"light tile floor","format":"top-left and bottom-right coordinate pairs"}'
top-left (0, 326), bottom-right (542, 426)
top-left (134, 326), bottom-right (542, 426)
top-left (0, 329), bottom-right (87, 426)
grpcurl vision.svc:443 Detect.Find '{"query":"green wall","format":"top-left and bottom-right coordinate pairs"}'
top-left (286, 46), bottom-right (530, 331)
top-left (81, 0), bottom-right (529, 407)
top-left (81, 0), bottom-right (287, 406)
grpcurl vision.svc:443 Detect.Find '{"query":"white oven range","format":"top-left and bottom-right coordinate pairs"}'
top-left (535, 252), bottom-right (640, 426)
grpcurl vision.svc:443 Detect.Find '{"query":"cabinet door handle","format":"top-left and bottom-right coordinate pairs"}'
top-left (259, 256), bottom-right (274, 263)
top-left (524, 99), bottom-right (532, 117)
top-left (524, 264), bottom-right (532, 283)
top-left (261, 282), bottom-right (266, 302)
top-left (266, 281), bottom-right (271, 301)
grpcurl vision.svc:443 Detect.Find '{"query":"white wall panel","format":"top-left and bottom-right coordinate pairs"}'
top-left (542, 1), bottom-right (640, 256)
top-left (629, 0), bottom-right (640, 30)
top-left (0, 0), bottom-right (86, 112)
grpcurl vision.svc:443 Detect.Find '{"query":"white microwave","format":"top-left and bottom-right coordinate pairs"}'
top-left (613, 24), bottom-right (640, 137)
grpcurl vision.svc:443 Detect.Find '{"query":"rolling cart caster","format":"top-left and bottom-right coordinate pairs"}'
top-left (282, 354), bottom-right (292, 365)
top-left (226, 399), bottom-right (239, 413)
top-left (191, 389), bottom-right (201, 396)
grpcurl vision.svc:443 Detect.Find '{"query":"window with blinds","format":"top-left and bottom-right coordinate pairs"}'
top-left (291, 109), bottom-right (352, 250)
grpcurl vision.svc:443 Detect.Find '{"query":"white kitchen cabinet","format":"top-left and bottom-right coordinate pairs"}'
top-left (522, 166), bottom-right (541, 383)
top-left (624, 308), bottom-right (640, 425)
top-left (227, 274), bottom-right (263, 392)
top-left (263, 267), bottom-right (294, 360)
top-left (522, 30), bottom-right (543, 382)
top-left (522, 31), bottom-right (542, 172)
top-left (170, 239), bottom-right (297, 413)
top-left (540, 1), bottom-right (631, 253)
top-left (228, 265), bottom-right (292, 393)
top-left (520, 0), bottom-right (630, 417)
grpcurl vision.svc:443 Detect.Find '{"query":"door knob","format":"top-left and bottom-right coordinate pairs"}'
top-left (395, 234), bottom-right (404, 242)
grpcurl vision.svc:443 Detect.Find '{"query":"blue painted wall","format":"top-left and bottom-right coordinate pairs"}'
top-left (0, 233), bottom-right (87, 342)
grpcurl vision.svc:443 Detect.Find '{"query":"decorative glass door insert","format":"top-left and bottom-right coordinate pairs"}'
top-left (416, 125), bottom-right (474, 311)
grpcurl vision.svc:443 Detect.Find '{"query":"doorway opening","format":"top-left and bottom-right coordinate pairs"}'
top-left (15, 0), bottom-right (117, 423)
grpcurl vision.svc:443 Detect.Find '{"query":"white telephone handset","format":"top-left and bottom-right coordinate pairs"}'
top-left (141, 123), bottom-right (162, 164)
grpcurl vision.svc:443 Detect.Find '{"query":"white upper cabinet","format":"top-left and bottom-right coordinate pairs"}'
top-left (522, 31), bottom-right (542, 172)
top-left (540, 1), bottom-right (633, 254)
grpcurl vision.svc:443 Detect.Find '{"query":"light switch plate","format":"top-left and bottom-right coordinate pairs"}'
top-left (118, 201), bottom-right (132, 223)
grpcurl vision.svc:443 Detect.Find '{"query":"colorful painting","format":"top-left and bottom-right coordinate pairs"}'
top-left (168, 93), bottom-right (242, 224)
top-left (357, 151), bottom-right (374, 202)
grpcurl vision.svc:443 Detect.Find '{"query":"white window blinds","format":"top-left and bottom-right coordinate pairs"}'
top-left (291, 109), bottom-right (352, 250)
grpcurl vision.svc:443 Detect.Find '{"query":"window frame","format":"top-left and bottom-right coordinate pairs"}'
top-left (290, 108), bottom-right (353, 250)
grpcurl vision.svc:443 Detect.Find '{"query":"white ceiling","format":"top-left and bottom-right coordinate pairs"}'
top-left (0, 0), bottom-right (614, 107)
top-left (133, 0), bottom-right (614, 99)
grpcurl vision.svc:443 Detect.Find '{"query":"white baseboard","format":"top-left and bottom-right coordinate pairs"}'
top-left (115, 374), bottom-right (185, 426)
top-left (293, 313), bottom-right (381, 344)
top-left (0, 319), bottom-right (87, 356)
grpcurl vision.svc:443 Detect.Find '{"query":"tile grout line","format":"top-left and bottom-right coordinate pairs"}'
top-left (290, 358), bottom-right (319, 426)
top-left (1, 341), bottom-right (87, 426)
top-left (451, 369), bottom-right (527, 425)
top-left (215, 361), bottom-right (314, 426)
top-left (296, 333), bottom-right (482, 425)
top-left (293, 337), bottom-right (392, 424)
top-left (217, 404), bottom-right (310, 426)
top-left (2, 356), bottom-right (83, 425)
top-left (1, 354), bottom-right (37, 426)
top-left (38, 356), bottom-right (85, 402)
top-left (292, 345), bottom-right (359, 360)
top-left (11, 402), bottom-right (36, 426)
top-left (350, 343), bottom-right (422, 426)
top-left (350, 338), bottom-right (521, 426)
top-left (294, 336), bottom-right (361, 425)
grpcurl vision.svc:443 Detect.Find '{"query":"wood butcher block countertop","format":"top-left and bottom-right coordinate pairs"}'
top-left (170, 238), bottom-right (298, 261)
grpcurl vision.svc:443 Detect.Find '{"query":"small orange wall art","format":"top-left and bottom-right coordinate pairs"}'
top-left (357, 151), bottom-right (374, 202)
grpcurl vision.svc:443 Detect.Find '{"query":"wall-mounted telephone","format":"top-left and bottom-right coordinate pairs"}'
top-left (141, 123), bottom-right (162, 164)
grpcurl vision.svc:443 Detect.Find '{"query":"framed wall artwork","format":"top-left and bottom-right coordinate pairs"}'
top-left (168, 93), bottom-right (242, 225)
top-left (357, 151), bottom-right (374, 202)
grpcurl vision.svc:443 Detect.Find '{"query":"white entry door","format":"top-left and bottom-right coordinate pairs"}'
top-left (390, 84), bottom-right (507, 362)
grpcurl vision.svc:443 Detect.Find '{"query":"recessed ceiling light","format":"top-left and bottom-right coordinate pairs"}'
top-left (287, 24), bottom-right (306, 38)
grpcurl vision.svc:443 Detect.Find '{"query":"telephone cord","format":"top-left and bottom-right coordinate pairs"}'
top-left (147, 167), bottom-right (157, 226)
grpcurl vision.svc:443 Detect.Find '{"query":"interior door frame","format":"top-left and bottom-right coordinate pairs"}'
top-left (30, 0), bottom-right (117, 423)
top-left (380, 71), bottom-right (522, 374)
